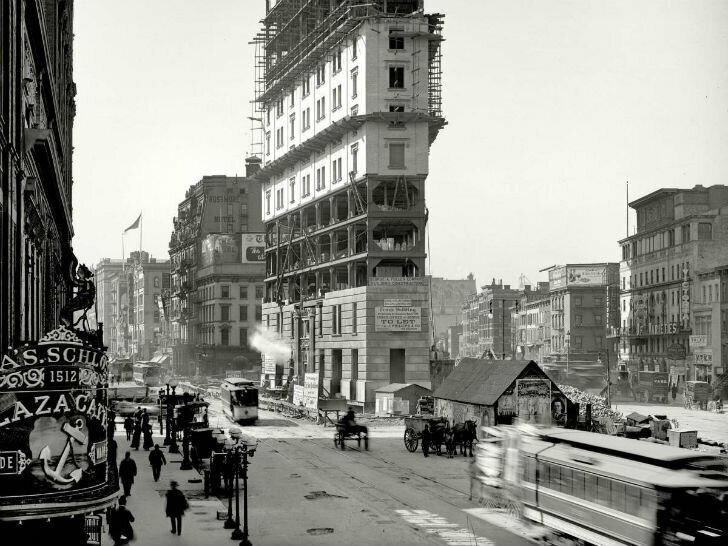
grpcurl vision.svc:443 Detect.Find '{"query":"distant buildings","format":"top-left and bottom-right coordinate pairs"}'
top-left (613, 185), bottom-right (728, 392)
top-left (168, 170), bottom-right (264, 377)
top-left (430, 275), bottom-right (477, 352)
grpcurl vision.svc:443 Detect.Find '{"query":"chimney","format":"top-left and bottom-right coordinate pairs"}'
top-left (245, 156), bottom-right (262, 177)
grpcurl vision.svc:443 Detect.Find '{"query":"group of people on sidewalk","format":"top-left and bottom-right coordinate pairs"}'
top-left (109, 430), bottom-right (190, 544)
top-left (124, 407), bottom-right (155, 451)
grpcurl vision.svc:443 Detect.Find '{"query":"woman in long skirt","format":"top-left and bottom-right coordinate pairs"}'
top-left (142, 423), bottom-right (154, 450)
top-left (130, 421), bottom-right (142, 450)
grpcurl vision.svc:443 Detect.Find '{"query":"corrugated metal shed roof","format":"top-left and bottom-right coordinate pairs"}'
top-left (432, 358), bottom-right (543, 405)
top-left (375, 383), bottom-right (429, 393)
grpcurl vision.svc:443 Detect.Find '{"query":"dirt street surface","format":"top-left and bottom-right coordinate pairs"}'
top-left (205, 401), bottom-right (537, 546)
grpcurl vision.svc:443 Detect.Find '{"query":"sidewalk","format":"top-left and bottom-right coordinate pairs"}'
top-left (111, 427), bottom-right (236, 546)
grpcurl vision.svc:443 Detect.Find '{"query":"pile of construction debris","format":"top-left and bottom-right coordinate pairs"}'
top-left (558, 385), bottom-right (624, 422)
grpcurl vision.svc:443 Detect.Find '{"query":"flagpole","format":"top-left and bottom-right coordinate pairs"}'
top-left (139, 212), bottom-right (143, 260)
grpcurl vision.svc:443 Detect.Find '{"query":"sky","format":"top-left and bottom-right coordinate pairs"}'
top-left (72, 0), bottom-right (728, 290)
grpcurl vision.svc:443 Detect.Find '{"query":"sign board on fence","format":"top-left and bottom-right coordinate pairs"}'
top-left (292, 385), bottom-right (304, 406)
top-left (375, 306), bottom-right (421, 332)
top-left (689, 335), bottom-right (708, 348)
top-left (303, 373), bottom-right (320, 410)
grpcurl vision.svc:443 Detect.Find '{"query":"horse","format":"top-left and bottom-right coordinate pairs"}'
top-left (451, 420), bottom-right (478, 457)
top-left (428, 418), bottom-right (449, 456)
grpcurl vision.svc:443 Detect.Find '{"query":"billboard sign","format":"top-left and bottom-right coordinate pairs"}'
top-left (201, 234), bottom-right (240, 266)
top-left (303, 373), bottom-right (320, 410)
top-left (241, 234), bottom-right (265, 264)
top-left (689, 335), bottom-right (707, 348)
top-left (566, 266), bottom-right (606, 287)
top-left (548, 267), bottom-right (567, 290)
top-left (375, 306), bottom-right (422, 332)
top-left (694, 349), bottom-right (713, 365)
top-left (0, 326), bottom-right (117, 519)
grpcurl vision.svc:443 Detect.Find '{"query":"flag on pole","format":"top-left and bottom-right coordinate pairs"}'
top-left (124, 213), bottom-right (141, 233)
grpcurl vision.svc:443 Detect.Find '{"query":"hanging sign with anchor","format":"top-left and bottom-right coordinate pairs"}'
top-left (0, 325), bottom-right (117, 517)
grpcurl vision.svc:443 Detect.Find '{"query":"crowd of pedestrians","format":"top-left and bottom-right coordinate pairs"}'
top-left (107, 411), bottom-right (189, 544)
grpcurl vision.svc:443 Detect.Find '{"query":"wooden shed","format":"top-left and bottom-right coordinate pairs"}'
top-left (374, 383), bottom-right (431, 417)
top-left (432, 359), bottom-right (568, 428)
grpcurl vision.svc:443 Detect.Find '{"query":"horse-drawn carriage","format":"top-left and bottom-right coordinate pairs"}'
top-left (403, 416), bottom-right (478, 457)
top-left (683, 380), bottom-right (711, 410)
top-left (333, 421), bottom-right (369, 450)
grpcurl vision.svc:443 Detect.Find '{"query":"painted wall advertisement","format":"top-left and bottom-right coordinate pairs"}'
top-left (303, 372), bottom-right (320, 410)
top-left (241, 233), bottom-right (265, 264)
top-left (0, 326), bottom-right (116, 519)
top-left (375, 306), bottom-right (422, 332)
top-left (201, 234), bottom-right (240, 266)
top-left (566, 266), bottom-right (606, 287)
top-left (694, 349), bottom-right (713, 365)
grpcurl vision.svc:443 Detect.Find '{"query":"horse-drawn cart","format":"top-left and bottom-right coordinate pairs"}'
top-left (403, 416), bottom-right (448, 454)
top-left (333, 422), bottom-right (369, 450)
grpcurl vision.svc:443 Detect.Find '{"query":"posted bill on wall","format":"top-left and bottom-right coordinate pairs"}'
top-left (375, 306), bottom-right (422, 332)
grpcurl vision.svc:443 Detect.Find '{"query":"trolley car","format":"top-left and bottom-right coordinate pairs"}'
top-left (220, 378), bottom-right (259, 424)
top-left (472, 427), bottom-right (728, 546)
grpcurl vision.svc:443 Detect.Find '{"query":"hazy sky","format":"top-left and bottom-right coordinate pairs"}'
top-left (73, 0), bottom-right (728, 289)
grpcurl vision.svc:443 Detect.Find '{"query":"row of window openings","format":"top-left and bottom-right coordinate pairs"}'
top-left (621, 223), bottom-right (713, 260)
top-left (551, 314), bottom-right (603, 328)
top-left (624, 263), bottom-right (690, 289)
top-left (266, 100), bottom-right (406, 157)
top-left (551, 296), bottom-right (602, 309)
top-left (266, 304), bottom-right (358, 337)
top-left (201, 305), bottom-right (261, 322)
top-left (200, 328), bottom-right (250, 347)
top-left (269, 28), bottom-right (405, 123)
top-left (198, 285), bottom-right (265, 300)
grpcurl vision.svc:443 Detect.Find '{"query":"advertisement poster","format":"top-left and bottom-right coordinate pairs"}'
top-left (375, 307), bottom-right (422, 332)
top-left (516, 379), bottom-right (551, 425)
top-left (566, 266), bottom-right (606, 286)
top-left (241, 233), bottom-right (265, 264)
top-left (201, 234), bottom-right (240, 266)
top-left (0, 326), bottom-right (116, 519)
top-left (548, 267), bottom-right (567, 290)
top-left (303, 372), bottom-right (320, 410)
top-left (292, 385), bottom-right (304, 407)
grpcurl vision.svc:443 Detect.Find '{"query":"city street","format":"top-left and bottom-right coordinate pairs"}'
top-left (115, 406), bottom-right (536, 546)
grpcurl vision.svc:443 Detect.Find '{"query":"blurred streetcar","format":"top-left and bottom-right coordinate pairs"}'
top-left (220, 377), bottom-right (259, 424)
top-left (472, 426), bottom-right (728, 545)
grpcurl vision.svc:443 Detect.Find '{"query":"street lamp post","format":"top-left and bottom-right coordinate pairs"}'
top-left (163, 383), bottom-right (171, 445)
top-left (565, 330), bottom-right (571, 384)
top-left (238, 441), bottom-right (256, 546)
top-left (222, 440), bottom-right (236, 530)
top-left (180, 396), bottom-right (193, 470)
top-left (168, 379), bottom-right (179, 453)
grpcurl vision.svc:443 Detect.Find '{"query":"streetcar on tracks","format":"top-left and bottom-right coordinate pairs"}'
top-left (220, 377), bottom-right (259, 424)
top-left (132, 361), bottom-right (162, 387)
top-left (473, 426), bottom-right (728, 546)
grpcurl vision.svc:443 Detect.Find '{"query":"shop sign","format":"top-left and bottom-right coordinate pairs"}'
top-left (693, 349), bottom-right (713, 365)
top-left (680, 266), bottom-right (690, 325)
top-left (0, 326), bottom-right (112, 503)
top-left (383, 298), bottom-right (411, 307)
top-left (375, 306), bottom-right (421, 332)
top-left (292, 385), bottom-right (304, 407)
top-left (689, 335), bottom-right (707, 347)
top-left (369, 277), bottom-right (427, 287)
top-left (241, 233), bottom-right (265, 263)
top-left (667, 344), bottom-right (686, 359)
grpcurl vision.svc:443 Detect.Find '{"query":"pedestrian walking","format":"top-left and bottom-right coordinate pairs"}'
top-left (142, 422), bottom-right (154, 451)
top-left (165, 480), bottom-right (189, 536)
top-left (109, 496), bottom-right (135, 545)
top-left (422, 424), bottom-right (431, 458)
top-left (118, 452), bottom-right (137, 497)
top-left (124, 416), bottom-right (134, 441)
top-left (130, 421), bottom-right (142, 450)
top-left (108, 409), bottom-right (117, 433)
top-left (149, 444), bottom-right (167, 482)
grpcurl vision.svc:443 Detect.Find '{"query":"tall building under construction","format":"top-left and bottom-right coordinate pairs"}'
top-left (251, 0), bottom-right (445, 411)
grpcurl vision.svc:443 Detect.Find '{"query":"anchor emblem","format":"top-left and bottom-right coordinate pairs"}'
top-left (39, 418), bottom-right (86, 485)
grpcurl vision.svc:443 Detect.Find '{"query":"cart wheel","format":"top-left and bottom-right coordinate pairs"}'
top-left (404, 428), bottom-right (418, 452)
top-left (339, 431), bottom-right (346, 450)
